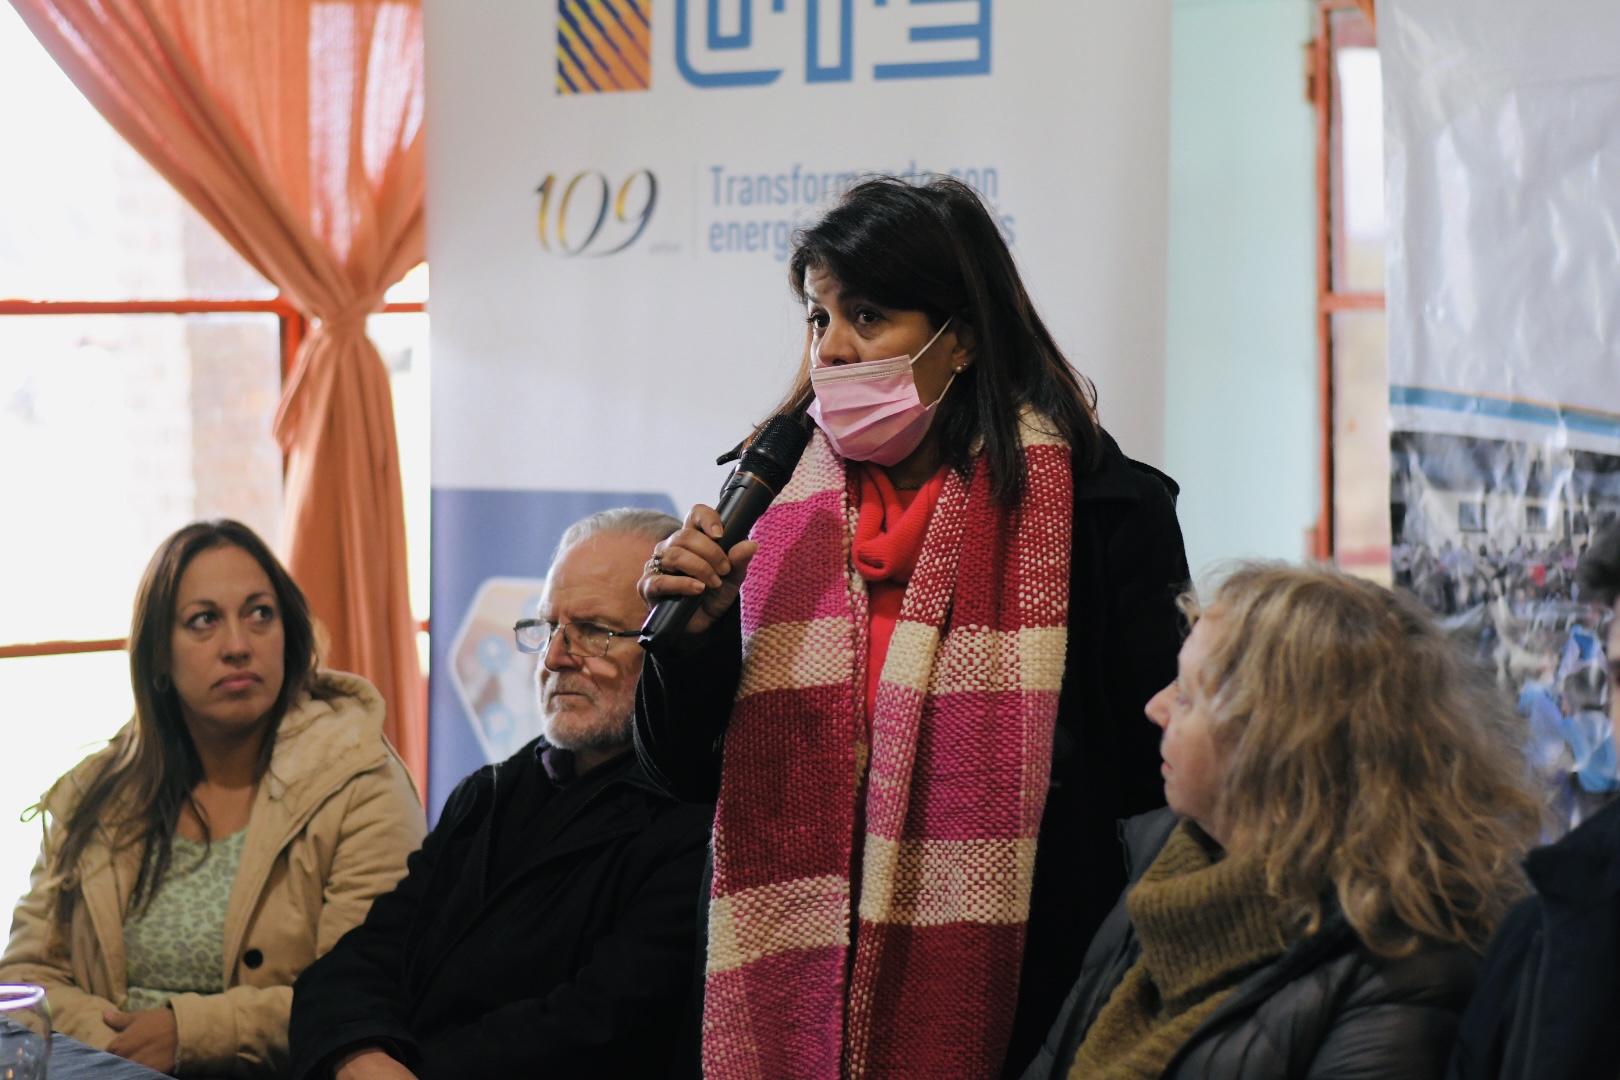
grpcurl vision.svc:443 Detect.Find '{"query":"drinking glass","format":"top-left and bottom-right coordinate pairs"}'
top-left (0, 983), bottom-right (50, 1080)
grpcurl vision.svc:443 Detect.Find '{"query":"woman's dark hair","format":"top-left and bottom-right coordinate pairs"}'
top-left (47, 519), bottom-right (331, 926)
top-left (776, 174), bottom-right (1101, 503)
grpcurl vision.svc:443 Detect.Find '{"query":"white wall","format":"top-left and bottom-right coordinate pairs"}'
top-left (1164, 0), bottom-right (1319, 583)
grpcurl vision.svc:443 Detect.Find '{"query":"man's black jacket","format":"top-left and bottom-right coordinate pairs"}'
top-left (1449, 796), bottom-right (1620, 1080)
top-left (287, 741), bottom-right (711, 1080)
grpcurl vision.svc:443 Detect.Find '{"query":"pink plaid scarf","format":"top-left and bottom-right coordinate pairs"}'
top-left (702, 417), bottom-right (1073, 1078)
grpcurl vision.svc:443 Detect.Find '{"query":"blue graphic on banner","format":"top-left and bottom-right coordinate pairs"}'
top-left (675, 0), bottom-right (990, 88)
top-left (1390, 385), bottom-right (1620, 441)
top-left (428, 486), bottom-right (677, 822)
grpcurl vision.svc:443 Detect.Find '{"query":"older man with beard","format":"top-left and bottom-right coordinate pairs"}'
top-left (288, 509), bottom-right (710, 1080)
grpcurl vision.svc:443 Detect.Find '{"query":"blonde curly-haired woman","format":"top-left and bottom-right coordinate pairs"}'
top-left (1023, 563), bottom-right (1542, 1080)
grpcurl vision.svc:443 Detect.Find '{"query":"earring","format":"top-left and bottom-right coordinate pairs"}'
top-left (152, 673), bottom-right (171, 693)
top-left (953, 364), bottom-right (968, 373)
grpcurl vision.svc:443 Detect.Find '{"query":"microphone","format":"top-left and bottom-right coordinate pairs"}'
top-left (639, 412), bottom-right (811, 650)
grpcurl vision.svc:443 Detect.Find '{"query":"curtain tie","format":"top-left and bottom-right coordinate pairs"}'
top-left (315, 307), bottom-right (373, 334)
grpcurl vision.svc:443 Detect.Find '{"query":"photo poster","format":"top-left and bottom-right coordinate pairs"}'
top-left (421, 0), bottom-right (1174, 818)
top-left (1382, 0), bottom-right (1620, 827)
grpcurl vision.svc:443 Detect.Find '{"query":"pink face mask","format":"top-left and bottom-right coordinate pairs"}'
top-left (806, 319), bottom-right (959, 466)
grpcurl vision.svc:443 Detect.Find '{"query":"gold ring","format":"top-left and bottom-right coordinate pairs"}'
top-left (649, 552), bottom-right (665, 576)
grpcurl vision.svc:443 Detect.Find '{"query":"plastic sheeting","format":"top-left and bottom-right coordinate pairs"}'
top-left (1382, 0), bottom-right (1620, 827)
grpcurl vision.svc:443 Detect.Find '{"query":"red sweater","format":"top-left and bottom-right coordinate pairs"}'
top-left (853, 463), bottom-right (946, 715)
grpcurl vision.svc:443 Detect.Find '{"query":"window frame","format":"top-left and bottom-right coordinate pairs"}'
top-left (1310, 0), bottom-right (1385, 561)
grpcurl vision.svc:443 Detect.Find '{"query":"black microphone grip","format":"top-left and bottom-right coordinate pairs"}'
top-left (639, 411), bottom-right (810, 652)
top-left (638, 469), bottom-right (777, 649)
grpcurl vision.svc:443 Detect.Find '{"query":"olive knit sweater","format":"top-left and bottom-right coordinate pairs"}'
top-left (1069, 824), bottom-right (1291, 1080)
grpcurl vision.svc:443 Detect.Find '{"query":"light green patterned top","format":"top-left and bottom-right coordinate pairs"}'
top-left (122, 828), bottom-right (247, 1011)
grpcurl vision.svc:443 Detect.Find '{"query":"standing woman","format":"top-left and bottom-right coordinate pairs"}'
top-left (637, 176), bottom-right (1189, 1077)
top-left (1, 520), bottom-right (425, 1076)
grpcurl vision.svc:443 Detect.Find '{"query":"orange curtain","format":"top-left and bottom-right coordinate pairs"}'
top-left (12, 0), bottom-right (428, 791)
top-left (1355, 0), bottom-right (1376, 26)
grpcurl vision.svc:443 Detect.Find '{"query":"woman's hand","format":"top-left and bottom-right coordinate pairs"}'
top-left (639, 505), bottom-right (760, 637)
top-left (334, 1047), bottom-right (421, 1080)
top-left (103, 1006), bottom-right (178, 1073)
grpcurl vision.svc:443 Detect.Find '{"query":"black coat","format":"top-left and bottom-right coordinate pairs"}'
top-left (1449, 797), bottom-right (1620, 1080)
top-left (635, 430), bottom-right (1190, 1076)
top-left (287, 742), bottom-right (711, 1080)
top-left (1023, 809), bottom-right (1481, 1080)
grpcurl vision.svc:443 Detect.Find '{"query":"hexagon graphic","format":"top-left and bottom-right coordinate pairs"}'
top-left (447, 576), bottom-right (548, 763)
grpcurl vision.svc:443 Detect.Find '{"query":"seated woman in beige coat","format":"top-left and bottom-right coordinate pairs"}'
top-left (1, 519), bottom-right (425, 1076)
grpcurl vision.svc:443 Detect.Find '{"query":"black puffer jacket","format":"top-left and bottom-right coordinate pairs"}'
top-left (1022, 809), bottom-right (1481, 1080)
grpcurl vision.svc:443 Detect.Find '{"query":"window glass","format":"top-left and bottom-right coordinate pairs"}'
top-left (1331, 310), bottom-right (1391, 581)
top-left (385, 263), bottom-right (430, 305)
top-left (0, 5), bottom-right (274, 301)
top-left (0, 650), bottom-right (134, 914)
top-left (0, 314), bottom-right (283, 643)
top-left (1329, 9), bottom-right (1383, 294)
top-left (369, 311), bottom-right (431, 622)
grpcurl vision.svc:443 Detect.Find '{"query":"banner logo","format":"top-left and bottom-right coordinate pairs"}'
top-left (535, 170), bottom-right (660, 255)
top-left (675, 0), bottom-right (991, 88)
top-left (555, 1), bottom-right (993, 94)
top-left (557, 0), bottom-right (651, 94)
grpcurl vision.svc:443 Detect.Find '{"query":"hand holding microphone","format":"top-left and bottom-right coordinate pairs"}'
top-left (637, 504), bottom-right (758, 639)
top-left (639, 412), bottom-right (810, 648)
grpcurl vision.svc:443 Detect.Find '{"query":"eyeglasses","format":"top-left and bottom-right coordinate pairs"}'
top-left (513, 618), bottom-right (642, 658)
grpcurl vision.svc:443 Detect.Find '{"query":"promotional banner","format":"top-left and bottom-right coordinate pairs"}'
top-left (1382, 0), bottom-right (1620, 826)
top-left (424, 0), bottom-right (1172, 817)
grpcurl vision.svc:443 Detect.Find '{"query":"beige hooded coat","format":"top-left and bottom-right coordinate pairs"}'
top-left (0, 670), bottom-right (425, 1077)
